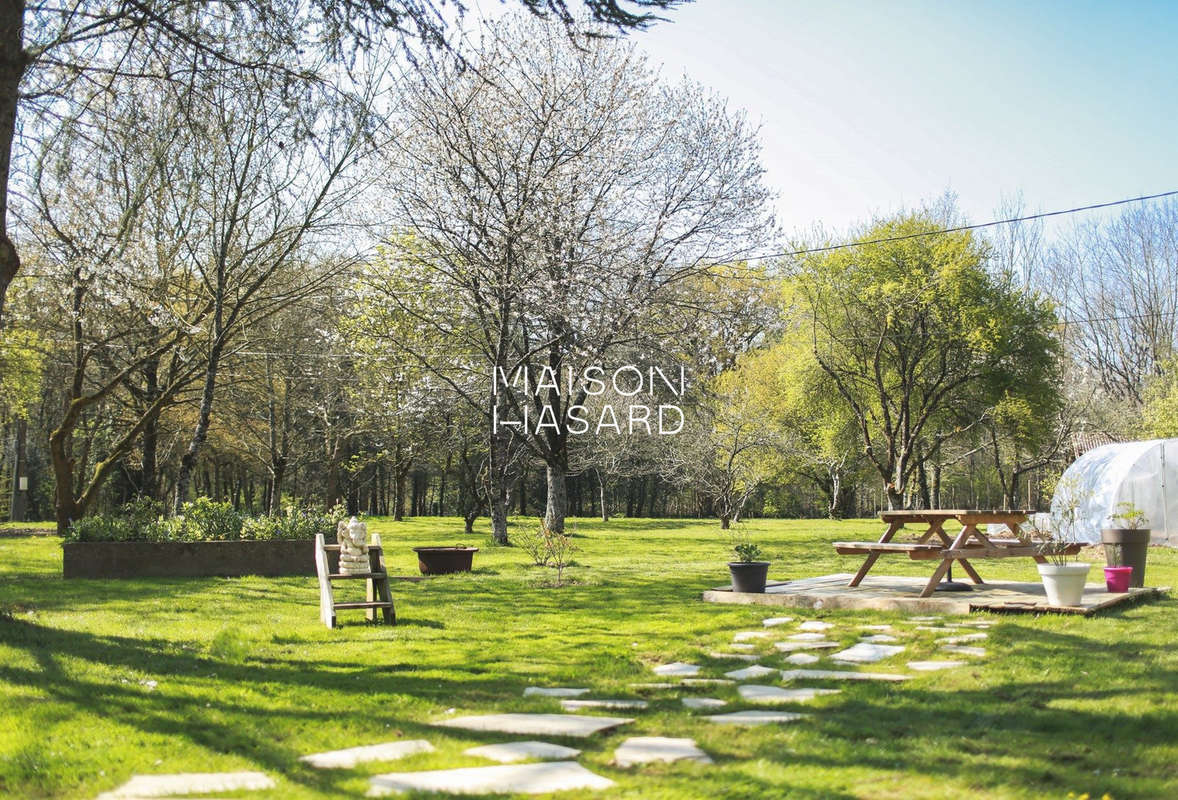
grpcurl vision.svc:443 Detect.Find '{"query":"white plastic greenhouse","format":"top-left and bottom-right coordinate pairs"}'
top-left (1051, 438), bottom-right (1178, 546)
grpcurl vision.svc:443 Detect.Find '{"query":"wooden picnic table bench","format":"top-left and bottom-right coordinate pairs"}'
top-left (834, 509), bottom-right (1080, 598)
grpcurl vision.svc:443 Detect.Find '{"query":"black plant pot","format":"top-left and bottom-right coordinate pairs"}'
top-left (413, 546), bottom-right (479, 575)
top-left (728, 561), bottom-right (770, 593)
top-left (1101, 528), bottom-right (1150, 588)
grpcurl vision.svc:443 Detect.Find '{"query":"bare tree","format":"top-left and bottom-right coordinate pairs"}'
top-left (369, 15), bottom-right (773, 538)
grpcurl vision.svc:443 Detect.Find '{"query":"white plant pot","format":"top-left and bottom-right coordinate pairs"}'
top-left (1037, 562), bottom-right (1091, 607)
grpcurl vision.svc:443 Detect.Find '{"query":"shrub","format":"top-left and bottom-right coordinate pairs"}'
top-left (65, 497), bottom-right (336, 542)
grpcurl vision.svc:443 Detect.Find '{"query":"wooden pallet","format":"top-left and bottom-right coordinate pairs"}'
top-left (314, 532), bottom-right (396, 629)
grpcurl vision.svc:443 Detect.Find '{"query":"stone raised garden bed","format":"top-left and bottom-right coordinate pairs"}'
top-left (62, 539), bottom-right (317, 579)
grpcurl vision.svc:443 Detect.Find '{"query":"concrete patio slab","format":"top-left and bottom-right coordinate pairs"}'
top-left (613, 737), bottom-right (712, 767)
top-left (703, 574), bottom-right (1164, 615)
top-left (300, 740), bottom-right (434, 769)
top-left (367, 761), bottom-right (613, 796)
top-left (464, 742), bottom-right (581, 763)
top-left (435, 713), bottom-right (633, 738)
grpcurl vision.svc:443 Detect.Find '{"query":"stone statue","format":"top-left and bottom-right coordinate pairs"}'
top-left (336, 516), bottom-right (369, 574)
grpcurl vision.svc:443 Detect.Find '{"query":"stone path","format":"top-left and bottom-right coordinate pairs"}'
top-left (907, 660), bottom-right (967, 672)
top-left (435, 713), bottom-right (633, 737)
top-left (95, 772), bottom-right (275, 799)
top-left (797, 621), bottom-right (834, 632)
top-left (784, 652), bottom-right (821, 665)
top-left (368, 761), bottom-right (613, 796)
top-left (464, 742), bottom-right (581, 763)
top-left (830, 642), bottom-right (905, 664)
top-left (737, 685), bottom-right (840, 704)
top-left (733, 630), bottom-right (774, 641)
top-left (787, 632), bottom-right (829, 641)
top-left (613, 737), bottom-right (712, 767)
top-left (681, 697), bottom-right (727, 709)
top-left (560, 699), bottom-right (648, 711)
top-left (708, 651), bottom-right (760, 661)
top-left (774, 641), bottom-right (839, 652)
top-left (652, 661), bottom-right (700, 677)
top-left (706, 710), bottom-right (808, 725)
top-left (524, 687), bottom-right (589, 697)
top-left (941, 645), bottom-right (986, 657)
top-left (762, 616), bottom-right (794, 626)
top-left (724, 664), bottom-right (778, 680)
top-left (300, 740), bottom-right (434, 769)
top-left (781, 669), bottom-right (910, 682)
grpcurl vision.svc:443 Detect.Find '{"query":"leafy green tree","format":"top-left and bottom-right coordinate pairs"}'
top-left (794, 211), bottom-right (1062, 509)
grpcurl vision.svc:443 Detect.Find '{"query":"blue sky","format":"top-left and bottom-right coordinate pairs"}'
top-left (631, 0), bottom-right (1178, 236)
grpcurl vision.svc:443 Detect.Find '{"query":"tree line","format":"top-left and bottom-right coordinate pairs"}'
top-left (2, 9), bottom-right (1176, 538)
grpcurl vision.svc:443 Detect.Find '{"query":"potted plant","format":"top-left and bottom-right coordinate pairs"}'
top-left (728, 538), bottom-right (771, 594)
top-left (1033, 480), bottom-right (1090, 607)
top-left (1102, 501), bottom-right (1150, 589)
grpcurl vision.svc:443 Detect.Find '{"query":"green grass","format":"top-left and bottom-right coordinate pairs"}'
top-left (1, 516), bottom-right (1176, 799)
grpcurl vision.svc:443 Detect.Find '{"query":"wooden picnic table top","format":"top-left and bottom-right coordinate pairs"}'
top-left (879, 509), bottom-right (1031, 524)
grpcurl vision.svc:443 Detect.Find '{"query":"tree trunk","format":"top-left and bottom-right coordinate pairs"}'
top-left (544, 461), bottom-right (567, 534)
top-left (0, 2), bottom-right (28, 328)
top-left (719, 514), bottom-right (731, 530)
top-left (597, 469), bottom-right (609, 522)
top-left (174, 339), bottom-right (223, 512)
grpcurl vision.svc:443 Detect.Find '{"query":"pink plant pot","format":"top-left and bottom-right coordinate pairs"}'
top-left (1104, 566), bottom-right (1133, 593)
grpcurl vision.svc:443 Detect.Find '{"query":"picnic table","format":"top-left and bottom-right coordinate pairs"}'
top-left (833, 510), bottom-right (1080, 598)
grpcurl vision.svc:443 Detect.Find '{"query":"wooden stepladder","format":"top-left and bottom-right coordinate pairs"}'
top-left (314, 532), bottom-right (396, 629)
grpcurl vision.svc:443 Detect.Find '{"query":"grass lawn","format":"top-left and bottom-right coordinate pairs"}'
top-left (1, 515), bottom-right (1177, 799)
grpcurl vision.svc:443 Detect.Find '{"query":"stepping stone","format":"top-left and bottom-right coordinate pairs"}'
top-left (737, 685), bottom-right (840, 704)
top-left (907, 660), bottom-right (967, 672)
top-left (706, 710), bottom-right (808, 725)
top-left (435, 714), bottom-right (632, 738)
top-left (708, 652), bottom-right (759, 662)
top-left (613, 737), bottom-right (712, 767)
top-left (464, 742), bottom-right (581, 764)
top-left (914, 626), bottom-right (959, 632)
top-left (729, 643), bottom-right (757, 651)
top-left (787, 632), bottom-right (829, 641)
top-left (941, 645), bottom-right (986, 657)
top-left (774, 641), bottom-right (839, 652)
top-left (762, 616), bottom-right (794, 627)
top-left (784, 653), bottom-right (821, 665)
top-left (524, 687), bottom-right (590, 698)
top-left (733, 631), bottom-right (772, 642)
top-left (300, 740), bottom-right (434, 769)
top-left (724, 664), bottom-right (778, 680)
top-left (861, 624), bottom-right (893, 631)
top-left (682, 697), bottom-right (727, 710)
top-left (560, 699), bottom-right (648, 711)
top-left (861, 634), bottom-right (899, 643)
top-left (907, 615), bottom-right (941, 622)
top-left (368, 761), bottom-right (612, 796)
top-left (798, 621), bottom-right (834, 632)
top-left (629, 683), bottom-right (676, 690)
top-left (831, 643), bottom-right (905, 664)
top-left (681, 678), bottom-right (734, 686)
top-left (652, 662), bottom-right (700, 677)
top-left (780, 669), bottom-right (910, 682)
top-left (937, 633), bottom-right (988, 644)
top-left (95, 772), bottom-right (275, 799)
top-left (958, 621), bottom-right (994, 628)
